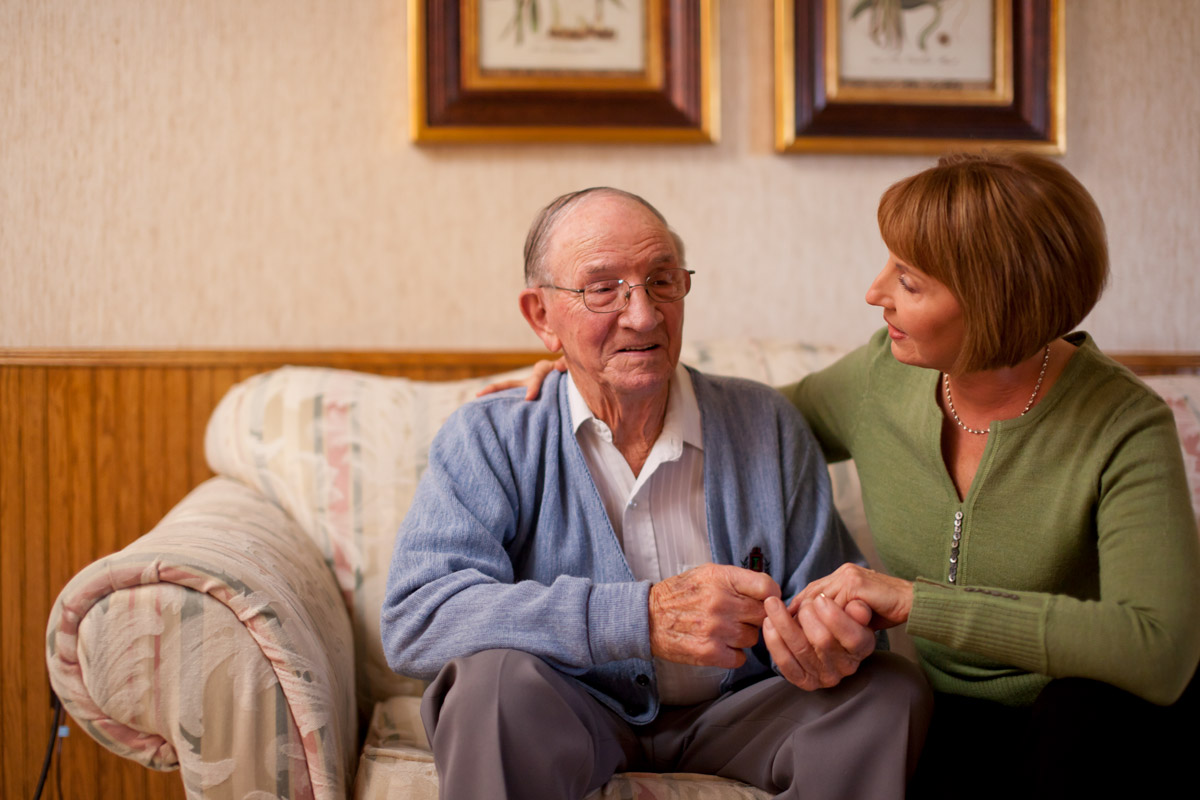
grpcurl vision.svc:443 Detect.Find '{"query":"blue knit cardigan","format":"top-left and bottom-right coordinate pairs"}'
top-left (382, 368), bottom-right (862, 724)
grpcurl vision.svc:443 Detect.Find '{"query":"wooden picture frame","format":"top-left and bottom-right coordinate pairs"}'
top-left (775, 0), bottom-right (1064, 154)
top-left (410, 0), bottom-right (719, 143)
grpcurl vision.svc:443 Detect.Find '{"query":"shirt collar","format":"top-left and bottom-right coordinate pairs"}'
top-left (567, 363), bottom-right (703, 451)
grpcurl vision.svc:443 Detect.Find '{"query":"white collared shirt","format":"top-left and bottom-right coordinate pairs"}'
top-left (567, 365), bottom-right (724, 705)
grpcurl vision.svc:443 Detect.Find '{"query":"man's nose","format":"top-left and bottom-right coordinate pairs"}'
top-left (619, 284), bottom-right (662, 328)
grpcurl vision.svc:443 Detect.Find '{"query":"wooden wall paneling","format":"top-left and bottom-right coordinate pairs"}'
top-left (142, 368), bottom-right (166, 534)
top-left (188, 367), bottom-right (215, 488)
top-left (23, 367), bottom-right (49, 799)
top-left (115, 368), bottom-right (144, 552)
top-left (210, 367), bottom-right (242, 425)
top-left (93, 368), bottom-right (119, 559)
top-left (1, 365), bottom-right (26, 799)
top-left (65, 369), bottom-right (97, 576)
top-left (163, 368), bottom-right (192, 513)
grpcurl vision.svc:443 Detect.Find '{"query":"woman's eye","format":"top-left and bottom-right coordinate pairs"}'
top-left (898, 276), bottom-right (916, 293)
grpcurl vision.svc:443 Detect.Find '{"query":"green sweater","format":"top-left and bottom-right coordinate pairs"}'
top-left (782, 329), bottom-right (1200, 706)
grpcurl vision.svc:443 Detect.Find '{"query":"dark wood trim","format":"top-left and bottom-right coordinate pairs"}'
top-left (3, 347), bottom-right (1196, 375)
top-left (0, 349), bottom-right (548, 369)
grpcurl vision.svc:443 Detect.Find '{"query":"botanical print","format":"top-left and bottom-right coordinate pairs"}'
top-left (478, 0), bottom-right (647, 74)
top-left (839, 0), bottom-right (996, 87)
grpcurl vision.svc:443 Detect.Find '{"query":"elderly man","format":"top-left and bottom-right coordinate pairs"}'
top-left (382, 188), bottom-right (930, 799)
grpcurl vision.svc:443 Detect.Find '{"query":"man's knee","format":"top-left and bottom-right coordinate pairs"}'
top-left (424, 649), bottom-right (562, 728)
top-left (422, 649), bottom-right (627, 798)
top-left (854, 651), bottom-right (933, 716)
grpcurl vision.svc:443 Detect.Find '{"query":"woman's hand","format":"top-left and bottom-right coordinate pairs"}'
top-left (475, 357), bottom-right (567, 399)
top-left (792, 563), bottom-right (915, 631)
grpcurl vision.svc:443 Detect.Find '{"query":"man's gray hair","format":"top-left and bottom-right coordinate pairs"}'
top-left (523, 187), bottom-right (687, 287)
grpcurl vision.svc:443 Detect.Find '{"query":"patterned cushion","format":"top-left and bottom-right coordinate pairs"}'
top-left (46, 477), bottom-right (357, 798)
top-left (1143, 374), bottom-right (1200, 519)
top-left (204, 366), bottom-right (529, 715)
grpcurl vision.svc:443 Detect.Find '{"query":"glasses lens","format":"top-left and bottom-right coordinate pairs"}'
top-left (580, 270), bottom-right (691, 312)
top-left (646, 269), bottom-right (690, 302)
top-left (582, 280), bottom-right (624, 312)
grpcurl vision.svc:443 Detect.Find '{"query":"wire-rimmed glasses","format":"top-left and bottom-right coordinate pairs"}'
top-left (542, 268), bottom-right (695, 313)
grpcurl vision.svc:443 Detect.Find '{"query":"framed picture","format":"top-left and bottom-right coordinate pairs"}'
top-left (410, 0), bottom-right (719, 143)
top-left (775, 0), bottom-right (1064, 154)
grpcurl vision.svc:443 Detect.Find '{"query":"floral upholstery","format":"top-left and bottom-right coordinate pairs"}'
top-left (45, 341), bottom-right (1200, 798)
top-left (45, 478), bottom-right (356, 798)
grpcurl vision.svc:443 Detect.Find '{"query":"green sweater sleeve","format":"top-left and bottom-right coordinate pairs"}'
top-left (907, 391), bottom-right (1200, 706)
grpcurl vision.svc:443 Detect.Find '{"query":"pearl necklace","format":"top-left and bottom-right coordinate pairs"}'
top-left (943, 345), bottom-right (1051, 435)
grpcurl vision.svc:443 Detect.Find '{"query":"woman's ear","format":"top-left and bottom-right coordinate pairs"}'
top-left (519, 288), bottom-right (562, 353)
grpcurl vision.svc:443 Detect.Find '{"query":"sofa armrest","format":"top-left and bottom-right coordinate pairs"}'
top-left (46, 477), bottom-right (357, 800)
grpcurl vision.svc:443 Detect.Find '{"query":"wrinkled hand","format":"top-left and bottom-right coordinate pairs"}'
top-left (648, 564), bottom-right (781, 668)
top-left (792, 563), bottom-right (914, 631)
top-left (476, 357), bottom-right (567, 399)
top-left (763, 593), bottom-right (875, 691)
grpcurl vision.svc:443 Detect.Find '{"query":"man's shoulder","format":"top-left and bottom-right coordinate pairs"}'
top-left (438, 373), bottom-right (566, 444)
top-left (688, 367), bottom-right (804, 420)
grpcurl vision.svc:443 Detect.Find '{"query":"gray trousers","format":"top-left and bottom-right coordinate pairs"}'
top-left (421, 649), bottom-right (932, 800)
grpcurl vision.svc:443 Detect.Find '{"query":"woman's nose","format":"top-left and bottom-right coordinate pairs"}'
top-left (865, 265), bottom-right (891, 308)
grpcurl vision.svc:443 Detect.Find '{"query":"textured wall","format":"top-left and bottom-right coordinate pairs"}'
top-left (2, 0), bottom-right (1197, 351)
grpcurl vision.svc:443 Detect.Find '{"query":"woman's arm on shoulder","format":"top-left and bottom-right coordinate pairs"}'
top-left (476, 357), bottom-right (566, 399)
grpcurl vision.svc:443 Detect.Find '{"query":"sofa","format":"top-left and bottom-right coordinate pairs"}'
top-left (45, 340), bottom-right (1200, 799)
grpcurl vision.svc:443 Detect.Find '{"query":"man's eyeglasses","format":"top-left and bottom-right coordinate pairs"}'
top-left (542, 268), bottom-right (695, 314)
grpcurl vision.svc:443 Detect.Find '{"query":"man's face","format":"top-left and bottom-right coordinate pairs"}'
top-left (523, 193), bottom-right (685, 405)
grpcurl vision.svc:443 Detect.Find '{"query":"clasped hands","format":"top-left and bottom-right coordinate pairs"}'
top-left (650, 563), bottom-right (913, 691)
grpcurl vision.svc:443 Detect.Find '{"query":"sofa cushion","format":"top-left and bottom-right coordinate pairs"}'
top-left (1143, 374), bottom-right (1200, 518)
top-left (205, 366), bottom-right (530, 714)
top-left (46, 477), bottom-right (356, 797)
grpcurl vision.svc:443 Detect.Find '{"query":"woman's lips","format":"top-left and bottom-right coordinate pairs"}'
top-left (886, 321), bottom-right (907, 340)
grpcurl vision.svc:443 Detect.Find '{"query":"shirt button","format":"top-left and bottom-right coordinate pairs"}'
top-left (635, 674), bottom-right (650, 687)
top-left (628, 501), bottom-right (637, 509)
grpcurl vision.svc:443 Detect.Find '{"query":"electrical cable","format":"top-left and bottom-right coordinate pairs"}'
top-left (32, 691), bottom-right (63, 800)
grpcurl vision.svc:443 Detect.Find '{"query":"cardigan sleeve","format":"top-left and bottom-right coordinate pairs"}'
top-left (907, 393), bottom-right (1200, 706)
top-left (380, 399), bottom-right (652, 682)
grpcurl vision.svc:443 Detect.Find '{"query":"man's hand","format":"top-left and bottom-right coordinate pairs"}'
top-left (762, 593), bottom-right (875, 691)
top-left (475, 357), bottom-right (567, 399)
top-left (648, 564), bottom-right (781, 668)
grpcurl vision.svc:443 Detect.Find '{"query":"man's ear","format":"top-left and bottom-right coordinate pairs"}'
top-left (519, 288), bottom-right (562, 353)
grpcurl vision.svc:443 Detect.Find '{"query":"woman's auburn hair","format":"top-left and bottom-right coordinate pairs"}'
top-left (877, 151), bottom-right (1109, 373)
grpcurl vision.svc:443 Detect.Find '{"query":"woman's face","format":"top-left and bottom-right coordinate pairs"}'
top-left (866, 252), bottom-right (966, 373)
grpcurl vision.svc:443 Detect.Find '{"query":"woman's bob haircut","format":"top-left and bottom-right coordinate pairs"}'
top-left (877, 151), bottom-right (1109, 374)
